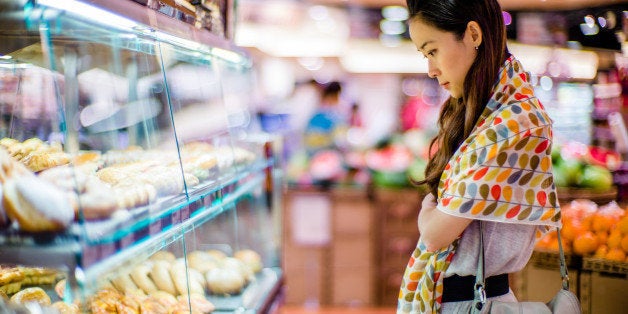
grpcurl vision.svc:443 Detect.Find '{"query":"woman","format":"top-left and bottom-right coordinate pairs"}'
top-left (398, 0), bottom-right (562, 313)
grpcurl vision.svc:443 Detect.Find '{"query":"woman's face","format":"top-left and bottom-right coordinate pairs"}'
top-left (409, 18), bottom-right (478, 99)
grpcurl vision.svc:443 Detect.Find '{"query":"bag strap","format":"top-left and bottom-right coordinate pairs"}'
top-left (473, 222), bottom-right (570, 311)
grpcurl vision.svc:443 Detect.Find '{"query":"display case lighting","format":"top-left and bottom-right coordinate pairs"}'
top-left (38, 0), bottom-right (139, 32)
top-left (36, 0), bottom-right (249, 66)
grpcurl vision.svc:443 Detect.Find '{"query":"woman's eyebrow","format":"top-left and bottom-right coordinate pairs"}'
top-left (420, 40), bottom-right (434, 50)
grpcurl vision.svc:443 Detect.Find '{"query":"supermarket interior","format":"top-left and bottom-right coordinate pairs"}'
top-left (0, 0), bottom-right (628, 313)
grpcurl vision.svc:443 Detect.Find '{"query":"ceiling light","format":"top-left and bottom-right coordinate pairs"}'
top-left (382, 6), bottom-right (408, 22)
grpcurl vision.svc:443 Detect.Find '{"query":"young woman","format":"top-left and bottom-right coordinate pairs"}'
top-left (398, 0), bottom-right (563, 313)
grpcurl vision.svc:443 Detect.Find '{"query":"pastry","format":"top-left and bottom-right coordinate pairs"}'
top-left (148, 290), bottom-right (177, 309)
top-left (55, 279), bottom-right (66, 299)
top-left (187, 251), bottom-right (220, 273)
top-left (150, 261), bottom-right (176, 296)
top-left (206, 250), bottom-right (227, 261)
top-left (234, 249), bottom-right (263, 273)
top-left (149, 251), bottom-right (176, 262)
top-left (222, 257), bottom-right (254, 283)
top-left (0, 266), bottom-right (24, 285)
top-left (3, 176), bottom-right (74, 232)
top-left (52, 301), bottom-right (80, 314)
top-left (21, 151), bottom-right (70, 172)
top-left (112, 182), bottom-right (157, 210)
top-left (170, 259), bottom-right (204, 296)
top-left (130, 264), bottom-right (158, 294)
top-left (174, 293), bottom-right (215, 314)
top-left (0, 149), bottom-right (34, 184)
top-left (10, 287), bottom-right (51, 305)
top-left (0, 282), bottom-right (21, 295)
top-left (111, 273), bottom-right (140, 295)
top-left (205, 268), bottom-right (245, 295)
top-left (139, 297), bottom-right (167, 314)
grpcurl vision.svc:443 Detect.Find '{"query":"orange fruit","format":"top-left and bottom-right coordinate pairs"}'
top-left (581, 215), bottom-right (594, 231)
top-left (605, 248), bottom-right (626, 262)
top-left (594, 245), bottom-right (609, 258)
top-left (607, 230), bottom-right (623, 249)
top-left (596, 231), bottom-right (609, 246)
top-left (617, 216), bottom-right (628, 235)
top-left (573, 232), bottom-right (598, 256)
top-left (621, 235), bottom-right (628, 252)
top-left (592, 213), bottom-right (615, 233)
top-left (561, 221), bottom-right (585, 242)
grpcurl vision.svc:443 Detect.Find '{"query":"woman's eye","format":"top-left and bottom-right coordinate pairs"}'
top-left (427, 50), bottom-right (436, 57)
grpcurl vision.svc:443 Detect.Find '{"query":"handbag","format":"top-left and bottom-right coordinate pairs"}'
top-left (470, 222), bottom-right (581, 314)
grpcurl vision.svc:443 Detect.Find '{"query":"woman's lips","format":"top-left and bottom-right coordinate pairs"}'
top-left (440, 82), bottom-right (450, 89)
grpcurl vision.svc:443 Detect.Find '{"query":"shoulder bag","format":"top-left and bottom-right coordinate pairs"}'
top-left (470, 222), bottom-right (581, 314)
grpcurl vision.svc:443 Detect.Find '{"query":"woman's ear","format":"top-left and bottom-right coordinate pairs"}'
top-left (466, 21), bottom-right (483, 48)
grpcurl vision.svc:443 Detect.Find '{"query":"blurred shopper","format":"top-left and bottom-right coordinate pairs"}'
top-left (303, 81), bottom-right (349, 155)
top-left (398, 1), bottom-right (562, 313)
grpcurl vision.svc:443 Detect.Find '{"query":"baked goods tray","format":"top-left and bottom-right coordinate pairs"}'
top-left (208, 267), bottom-right (283, 312)
top-left (582, 257), bottom-right (628, 276)
top-left (79, 159), bottom-right (270, 244)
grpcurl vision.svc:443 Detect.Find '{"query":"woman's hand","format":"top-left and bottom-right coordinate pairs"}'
top-left (418, 193), bottom-right (473, 252)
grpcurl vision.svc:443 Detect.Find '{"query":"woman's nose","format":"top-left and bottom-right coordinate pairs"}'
top-left (427, 60), bottom-right (439, 78)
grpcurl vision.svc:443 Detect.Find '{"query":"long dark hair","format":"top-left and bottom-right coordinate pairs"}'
top-left (407, 0), bottom-right (508, 196)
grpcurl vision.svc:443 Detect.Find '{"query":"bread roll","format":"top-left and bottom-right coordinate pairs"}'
top-left (234, 249), bottom-right (263, 273)
top-left (10, 287), bottom-right (51, 305)
top-left (205, 268), bottom-right (245, 295)
top-left (3, 176), bottom-right (73, 232)
top-left (187, 251), bottom-right (220, 273)
top-left (222, 257), bottom-right (254, 283)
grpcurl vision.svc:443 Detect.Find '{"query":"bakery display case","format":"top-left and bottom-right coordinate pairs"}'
top-left (0, 0), bottom-right (282, 313)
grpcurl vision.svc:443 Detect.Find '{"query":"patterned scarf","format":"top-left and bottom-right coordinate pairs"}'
top-left (397, 55), bottom-right (562, 313)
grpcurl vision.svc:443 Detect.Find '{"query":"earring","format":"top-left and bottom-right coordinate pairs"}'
top-left (475, 46), bottom-right (479, 50)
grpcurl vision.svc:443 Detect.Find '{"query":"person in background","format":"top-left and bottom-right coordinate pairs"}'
top-left (303, 81), bottom-right (349, 154)
top-left (398, 1), bottom-right (563, 313)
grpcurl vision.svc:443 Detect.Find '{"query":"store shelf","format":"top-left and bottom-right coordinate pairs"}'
top-left (582, 257), bottom-right (628, 276)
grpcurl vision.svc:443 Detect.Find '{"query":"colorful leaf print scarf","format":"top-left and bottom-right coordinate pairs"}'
top-left (397, 55), bottom-right (562, 313)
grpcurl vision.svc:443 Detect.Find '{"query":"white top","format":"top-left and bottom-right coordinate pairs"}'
top-left (444, 220), bottom-right (538, 278)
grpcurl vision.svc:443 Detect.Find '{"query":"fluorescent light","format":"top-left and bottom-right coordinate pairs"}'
top-left (340, 39), bottom-right (427, 73)
top-left (38, 0), bottom-right (138, 31)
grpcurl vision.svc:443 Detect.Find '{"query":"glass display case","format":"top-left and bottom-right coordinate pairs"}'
top-left (0, 0), bottom-right (282, 313)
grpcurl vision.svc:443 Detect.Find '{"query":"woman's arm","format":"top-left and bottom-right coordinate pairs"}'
top-left (418, 193), bottom-right (473, 252)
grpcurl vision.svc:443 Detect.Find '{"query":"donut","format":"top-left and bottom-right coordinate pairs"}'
top-left (150, 261), bottom-right (176, 296)
top-left (130, 263), bottom-right (158, 294)
top-left (10, 287), bottom-right (51, 305)
top-left (3, 176), bottom-right (74, 232)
